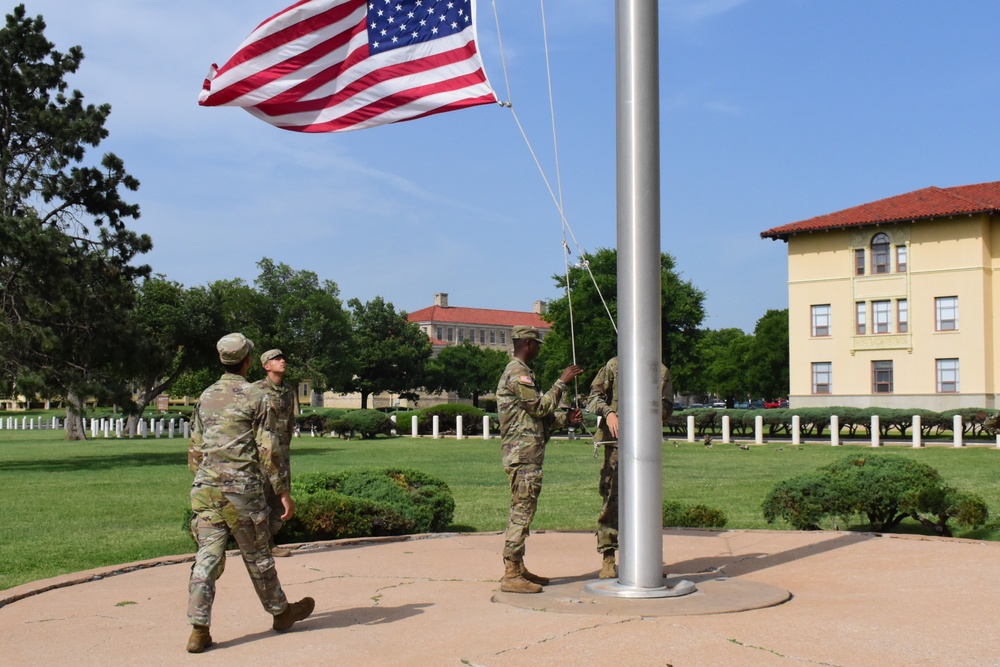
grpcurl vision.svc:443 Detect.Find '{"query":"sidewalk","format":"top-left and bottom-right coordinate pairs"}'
top-left (1, 529), bottom-right (996, 666)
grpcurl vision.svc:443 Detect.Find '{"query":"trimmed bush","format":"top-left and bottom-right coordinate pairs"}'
top-left (283, 467), bottom-right (455, 541)
top-left (662, 500), bottom-right (727, 529)
top-left (420, 404), bottom-right (487, 434)
top-left (332, 409), bottom-right (394, 439)
top-left (762, 453), bottom-right (990, 536)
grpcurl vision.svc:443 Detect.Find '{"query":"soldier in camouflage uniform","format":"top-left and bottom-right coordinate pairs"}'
top-left (497, 325), bottom-right (583, 593)
top-left (255, 348), bottom-right (295, 558)
top-left (587, 356), bottom-right (673, 579)
top-left (185, 333), bottom-right (315, 653)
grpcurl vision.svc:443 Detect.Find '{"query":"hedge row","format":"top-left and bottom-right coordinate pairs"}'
top-left (667, 407), bottom-right (999, 439)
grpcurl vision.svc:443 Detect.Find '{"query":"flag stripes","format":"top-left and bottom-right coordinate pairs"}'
top-left (199, 0), bottom-right (497, 133)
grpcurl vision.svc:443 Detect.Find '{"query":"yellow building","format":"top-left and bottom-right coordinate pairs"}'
top-left (761, 180), bottom-right (1000, 410)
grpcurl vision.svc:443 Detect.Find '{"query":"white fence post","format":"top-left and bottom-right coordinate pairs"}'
top-left (456, 415), bottom-right (464, 440)
top-left (830, 415), bottom-right (839, 446)
top-left (953, 415), bottom-right (964, 447)
top-left (390, 414), bottom-right (397, 436)
top-left (912, 415), bottom-right (922, 448)
top-left (721, 415), bottom-right (730, 443)
top-left (182, 420), bottom-right (190, 439)
top-left (755, 415), bottom-right (763, 444)
top-left (482, 415), bottom-right (490, 440)
top-left (432, 415), bottom-right (440, 439)
top-left (871, 415), bottom-right (881, 447)
top-left (791, 415), bottom-right (801, 445)
top-left (411, 415), bottom-right (418, 438)
top-left (686, 415), bottom-right (695, 442)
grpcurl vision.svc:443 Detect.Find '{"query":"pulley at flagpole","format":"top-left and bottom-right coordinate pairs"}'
top-left (584, 0), bottom-right (695, 600)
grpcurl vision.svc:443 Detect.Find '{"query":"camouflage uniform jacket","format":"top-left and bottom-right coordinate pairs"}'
top-left (255, 377), bottom-right (294, 473)
top-left (188, 373), bottom-right (289, 495)
top-left (587, 357), bottom-right (674, 445)
top-left (497, 357), bottom-right (569, 467)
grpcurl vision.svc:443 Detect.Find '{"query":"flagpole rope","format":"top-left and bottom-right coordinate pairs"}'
top-left (489, 0), bottom-right (619, 366)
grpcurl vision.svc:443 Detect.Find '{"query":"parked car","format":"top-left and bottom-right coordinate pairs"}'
top-left (689, 403), bottom-right (705, 409)
top-left (673, 402), bottom-right (685, 411)
top-left (733, 401), bottom-right (750, 409)
top-left (710, 401), bottom-right (726, 408)
top-left (764, 399), bottom-right (789, 409)
top-left (749, 400), bottom-right (765, 410)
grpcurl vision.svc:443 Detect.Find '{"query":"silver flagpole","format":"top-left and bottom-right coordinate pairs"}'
top-left (586, 0), bottom-right (695, 599)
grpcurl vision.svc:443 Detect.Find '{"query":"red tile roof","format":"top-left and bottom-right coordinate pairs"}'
top-left (760, 180), bottom-right (1000, 241)
top-left (407, 305), bottom-right (548, 329)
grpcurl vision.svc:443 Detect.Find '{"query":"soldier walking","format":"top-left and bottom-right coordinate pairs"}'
top-left (496, 326), bottom-right (583, 593)
top-left (587, 356), bottom-right (673, 579)
top-left (255, 348), bottom-right (295, 557)
top-left (186, 333), bottom-right (314, 653)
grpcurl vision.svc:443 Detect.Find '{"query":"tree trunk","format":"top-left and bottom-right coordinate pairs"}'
top-left (472, 392), bottom-right (479, 408)
top-left (126, 394), bottom-right (151, 438)
top-left (65, 391), bottom-right (87, 441)
top-left (360, 389), bottom-right (370, 409)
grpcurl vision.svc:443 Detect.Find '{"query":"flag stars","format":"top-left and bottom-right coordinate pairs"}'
top-left (368, 0), bottom-right (470, 52)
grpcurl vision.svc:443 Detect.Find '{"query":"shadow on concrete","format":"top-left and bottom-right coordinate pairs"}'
top-left (214, 603), bottom-right (434, 649)
top-left (665, 532), bottom-right (876, 578)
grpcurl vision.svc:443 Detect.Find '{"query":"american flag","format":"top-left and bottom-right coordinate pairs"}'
top-left (199, 0), bottom-right (498, 133)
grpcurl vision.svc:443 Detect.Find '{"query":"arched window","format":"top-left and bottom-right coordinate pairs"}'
top-left (871, 233), bottom-right (890, 274)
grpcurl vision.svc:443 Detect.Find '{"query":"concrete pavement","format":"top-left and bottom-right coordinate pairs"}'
top-left (1, 529), bottom-right (997, 666)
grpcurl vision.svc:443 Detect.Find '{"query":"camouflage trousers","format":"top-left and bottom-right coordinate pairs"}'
top-left (597, 444), bottom-right (619, 554)
top-left (187, 483), bottom-right (288, 627)
top-left (503, 464), bottom-right (543, 560)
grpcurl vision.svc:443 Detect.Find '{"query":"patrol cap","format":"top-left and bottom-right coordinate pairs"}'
top-left (260, 348), bottom-right (285, 366)
top-left (511, 325), bottom-right (542, 343)
top-left (217, 333), bottom-right (254, 365)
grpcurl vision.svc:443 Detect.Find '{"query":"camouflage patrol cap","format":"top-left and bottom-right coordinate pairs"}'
top-left (260, 348), bottom-right (284, 365)
top-left (511, 325), bottom-right (542, 343)
top-left (217, 333), bottom-right (254, 365)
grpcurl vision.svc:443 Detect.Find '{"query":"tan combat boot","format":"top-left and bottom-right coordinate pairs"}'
top-left (272, 597), bottom-right (316, 632)
top-left (599, 551), bottom-right (617, 579)
top-left (518, 560), bottom-right (550, 586)
top-left (500, 558), bottom-right (542, 594)
top-left (270, 545), bottom-right (292, 557)
top-left (185, 624), bottom-right (213, 653)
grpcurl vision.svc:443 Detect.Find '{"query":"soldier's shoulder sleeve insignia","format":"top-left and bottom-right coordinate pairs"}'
top-left (517, 375), bottom-right (534, 386)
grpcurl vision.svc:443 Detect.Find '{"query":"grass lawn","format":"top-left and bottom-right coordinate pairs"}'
top-left (1, 430), bottom-right (998, 590)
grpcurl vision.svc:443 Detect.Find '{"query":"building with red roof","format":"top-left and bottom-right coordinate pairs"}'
top-left (407, 293), bottom-right (549, 353)
top-left (762, 179), bottom-right (1000, 410)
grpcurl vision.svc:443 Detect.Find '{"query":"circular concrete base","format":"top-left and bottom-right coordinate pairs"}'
top-left (494, 575), bottom-right (791, 617)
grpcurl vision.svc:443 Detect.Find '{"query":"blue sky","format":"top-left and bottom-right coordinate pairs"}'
top-left (19, 1), bottom-right (1000, 332)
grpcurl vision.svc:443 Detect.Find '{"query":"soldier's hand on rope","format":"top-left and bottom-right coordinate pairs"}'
top-left (559, 364), bottom-right (584, 384)
top-left (567, 407), bottom-right (583, 425)
top-left (605, 411), bottom-right (619, 438)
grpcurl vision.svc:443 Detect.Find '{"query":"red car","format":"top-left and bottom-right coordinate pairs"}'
top-left (764, 399), bottom-right (789, 409)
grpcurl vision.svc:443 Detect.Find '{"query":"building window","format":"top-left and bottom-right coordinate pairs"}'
top-left (872, 360), bottom-right (893, 393)
top-left (436, 327), bottom-right (443, 340)
top-left (301, 384), bottom-right (310, 398)
top-left (897, 299), bottom-right (908, 333)
top-left (855, 302), bottom-right (866, 335)
top-left (872, 233), bottom-right (890, 274)
top-left (935, 296), bottom-right (958, 331)
top-left (896, 245), bottom-right (907, 272)
top-left (447, 327), bottom-right (454, 342)
top-left (812, 362), bottom-right (831, 394)
top-left (855, 248), bottom-right (865, 276)
top-left (458, 327), bottom-right (465, 342)
top-left (811, 304), bottom-right (831, 337)
top-left (489, 330), bottom-right (496, 344)
top-left (500, 331), bottom-right (507, 345)
top-left (873, 300), bottom-right (891, 334)
top-left (479, 329), bottom-right (486, 344)
top-left (936, 358), bottom-right (959, 393)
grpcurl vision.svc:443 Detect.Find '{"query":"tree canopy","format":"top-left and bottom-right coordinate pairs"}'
top-left (425, 341), bottom-right (509, 407)
top-left (536, 247), bottom-right (706, 391)
top-left (0, 6), bottom-right (151, 437)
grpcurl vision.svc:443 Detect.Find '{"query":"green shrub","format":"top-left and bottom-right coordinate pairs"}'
top-left (283, 467), bottom-right (455, 541)
top-left (762, 453), bottom-right (989, 536)
top-left (333, 410), bottom-right (394, 439)
top-left (662, 500), bottom-right (727, 528)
